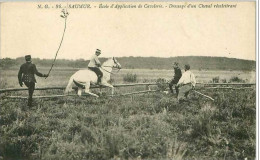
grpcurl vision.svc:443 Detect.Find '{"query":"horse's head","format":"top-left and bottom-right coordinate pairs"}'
top-left (112, 57), bottom-right (121, 69)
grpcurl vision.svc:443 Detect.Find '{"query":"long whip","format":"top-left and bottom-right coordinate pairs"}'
top-left (46, 9), bottom-right (69, 78)
top-left (193, 90), bottom-right (214, 101)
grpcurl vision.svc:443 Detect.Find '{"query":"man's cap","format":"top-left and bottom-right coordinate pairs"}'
top-left (184, 64), bottom-right (190, 70)
top-left (96, 49), bottom-right (101, 53)
top-left (25, 55), bottom-right (31, 61)
top-left (173, 62), bottom-right (179, 66)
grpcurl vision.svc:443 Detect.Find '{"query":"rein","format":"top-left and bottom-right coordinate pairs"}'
top-left (100, 57), bottom-right (121, 74)
top-left (101, 66), bottom-right (120, 74)
top-left (101, 67), bottom-right (115, 74)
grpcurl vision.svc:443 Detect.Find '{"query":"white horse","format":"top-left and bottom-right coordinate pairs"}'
top-left (64, 57), bottom-right (121, 97)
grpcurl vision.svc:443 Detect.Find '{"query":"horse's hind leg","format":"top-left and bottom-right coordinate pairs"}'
top-left (84, 82), bottom-right (99, 97)
top-left (77, 88), bottom-right (82, 96)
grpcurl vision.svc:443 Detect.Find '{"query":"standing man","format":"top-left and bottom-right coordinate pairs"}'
top-left (169, 62), bottom-right (182, 95)
top-left (176, 64), bottom-right (196, 102)
top-left (88, 49), bottom-right (103, 85)
top-left (18, 55), bottom-right (49, 107)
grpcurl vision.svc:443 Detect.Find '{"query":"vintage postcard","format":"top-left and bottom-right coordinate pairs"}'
top-left (0, 1), bottom-right (256, 159)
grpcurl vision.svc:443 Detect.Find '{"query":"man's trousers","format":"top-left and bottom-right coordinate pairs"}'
top-left (24, 82), bottom-right (35, 106)
top-left (177, 84), bottom-right (192, 101)
top-left (169, 78), bottom-right (179, 94)
top-left (88, 67), bottom-right (103, 83)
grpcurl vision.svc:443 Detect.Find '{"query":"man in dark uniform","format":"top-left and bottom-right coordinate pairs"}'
top-left (169, 62), bottom-right (182, 95)
top-left (18, 55), bottom-right (48, 107)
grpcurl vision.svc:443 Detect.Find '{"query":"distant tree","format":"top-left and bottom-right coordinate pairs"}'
top-left (0, 56), bottom-right (256, 70)
top-left (0, 58), bottom-right (16, 69)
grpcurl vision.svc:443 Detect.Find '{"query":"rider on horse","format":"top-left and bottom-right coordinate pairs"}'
top-left (88, 49), bottom-right (103, 84)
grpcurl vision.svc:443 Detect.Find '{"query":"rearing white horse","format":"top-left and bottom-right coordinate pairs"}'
top-left (64, 57), bottom-right (121, 97)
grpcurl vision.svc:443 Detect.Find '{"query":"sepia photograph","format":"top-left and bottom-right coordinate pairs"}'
top-left (0, 1), bottom-right (256, 159)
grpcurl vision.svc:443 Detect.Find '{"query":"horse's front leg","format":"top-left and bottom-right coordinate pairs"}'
top-left (102, 83), bottom-right (115, 96)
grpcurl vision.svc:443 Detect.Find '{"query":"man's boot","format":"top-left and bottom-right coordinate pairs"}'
top-left (175, 86), bottom-right (179, 98)
top-left (27, 98), bottom-right (32, 107)
top-left (169, 84), bottom-right (173, 93)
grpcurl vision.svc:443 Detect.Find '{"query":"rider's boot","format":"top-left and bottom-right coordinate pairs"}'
top-left (97, 76), bottom-right (101, 85)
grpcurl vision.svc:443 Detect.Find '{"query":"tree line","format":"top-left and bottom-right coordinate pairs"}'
top-left (0, 56), bottom-right (255, 71)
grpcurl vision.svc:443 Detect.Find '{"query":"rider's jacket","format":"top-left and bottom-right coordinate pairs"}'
top-left (88, 54), bottom-right (101, 68)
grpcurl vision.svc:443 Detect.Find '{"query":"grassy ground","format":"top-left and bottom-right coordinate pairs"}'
top-left (0, 68), bottom-right (256, 159)
top-left (0, 89), bottom-right (256, 159)
top-left (0, 68), bottom-right (256, 88)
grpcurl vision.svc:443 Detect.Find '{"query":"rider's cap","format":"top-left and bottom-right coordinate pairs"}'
top-left (96, 49), bottom-right (101, 53)
top-left (25, 55), bottom-right (31, 61)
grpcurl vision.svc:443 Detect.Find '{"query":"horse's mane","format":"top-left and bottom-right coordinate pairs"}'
top-left (102, 57), bottom-right (114, 66)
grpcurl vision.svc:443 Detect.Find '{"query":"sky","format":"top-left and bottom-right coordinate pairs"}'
top-left (0, 2), bottom-right (256, 60)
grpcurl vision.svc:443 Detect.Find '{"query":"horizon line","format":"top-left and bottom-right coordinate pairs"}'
top-left (1, 55), bottom-right (256, 61)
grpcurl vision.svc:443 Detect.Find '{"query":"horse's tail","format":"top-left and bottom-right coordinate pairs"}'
top-left (64, 76), bottom-right (74, 94)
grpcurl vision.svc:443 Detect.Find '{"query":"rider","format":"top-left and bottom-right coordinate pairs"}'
top-left (88, 49), bottom-right (103, 84)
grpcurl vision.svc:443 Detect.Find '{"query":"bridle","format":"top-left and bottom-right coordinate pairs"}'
top-left (101, 57), bottom-right (121, 74)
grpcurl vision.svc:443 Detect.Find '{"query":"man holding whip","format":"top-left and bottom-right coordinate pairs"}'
top-left (18, 55), bottom-right (49, 107)
top-left (176, 64), bottom-right (196, 102)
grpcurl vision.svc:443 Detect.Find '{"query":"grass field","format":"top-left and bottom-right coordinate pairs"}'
top-left (0, 68), bottom-right (256, 88)
top-left (0, 68), bottom-right (256, 159)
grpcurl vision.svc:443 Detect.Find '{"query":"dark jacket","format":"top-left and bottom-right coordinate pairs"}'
top-left (173, 67), bottom-right (182, 81)
top-left (18, 62), bottom-right (45, 83)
